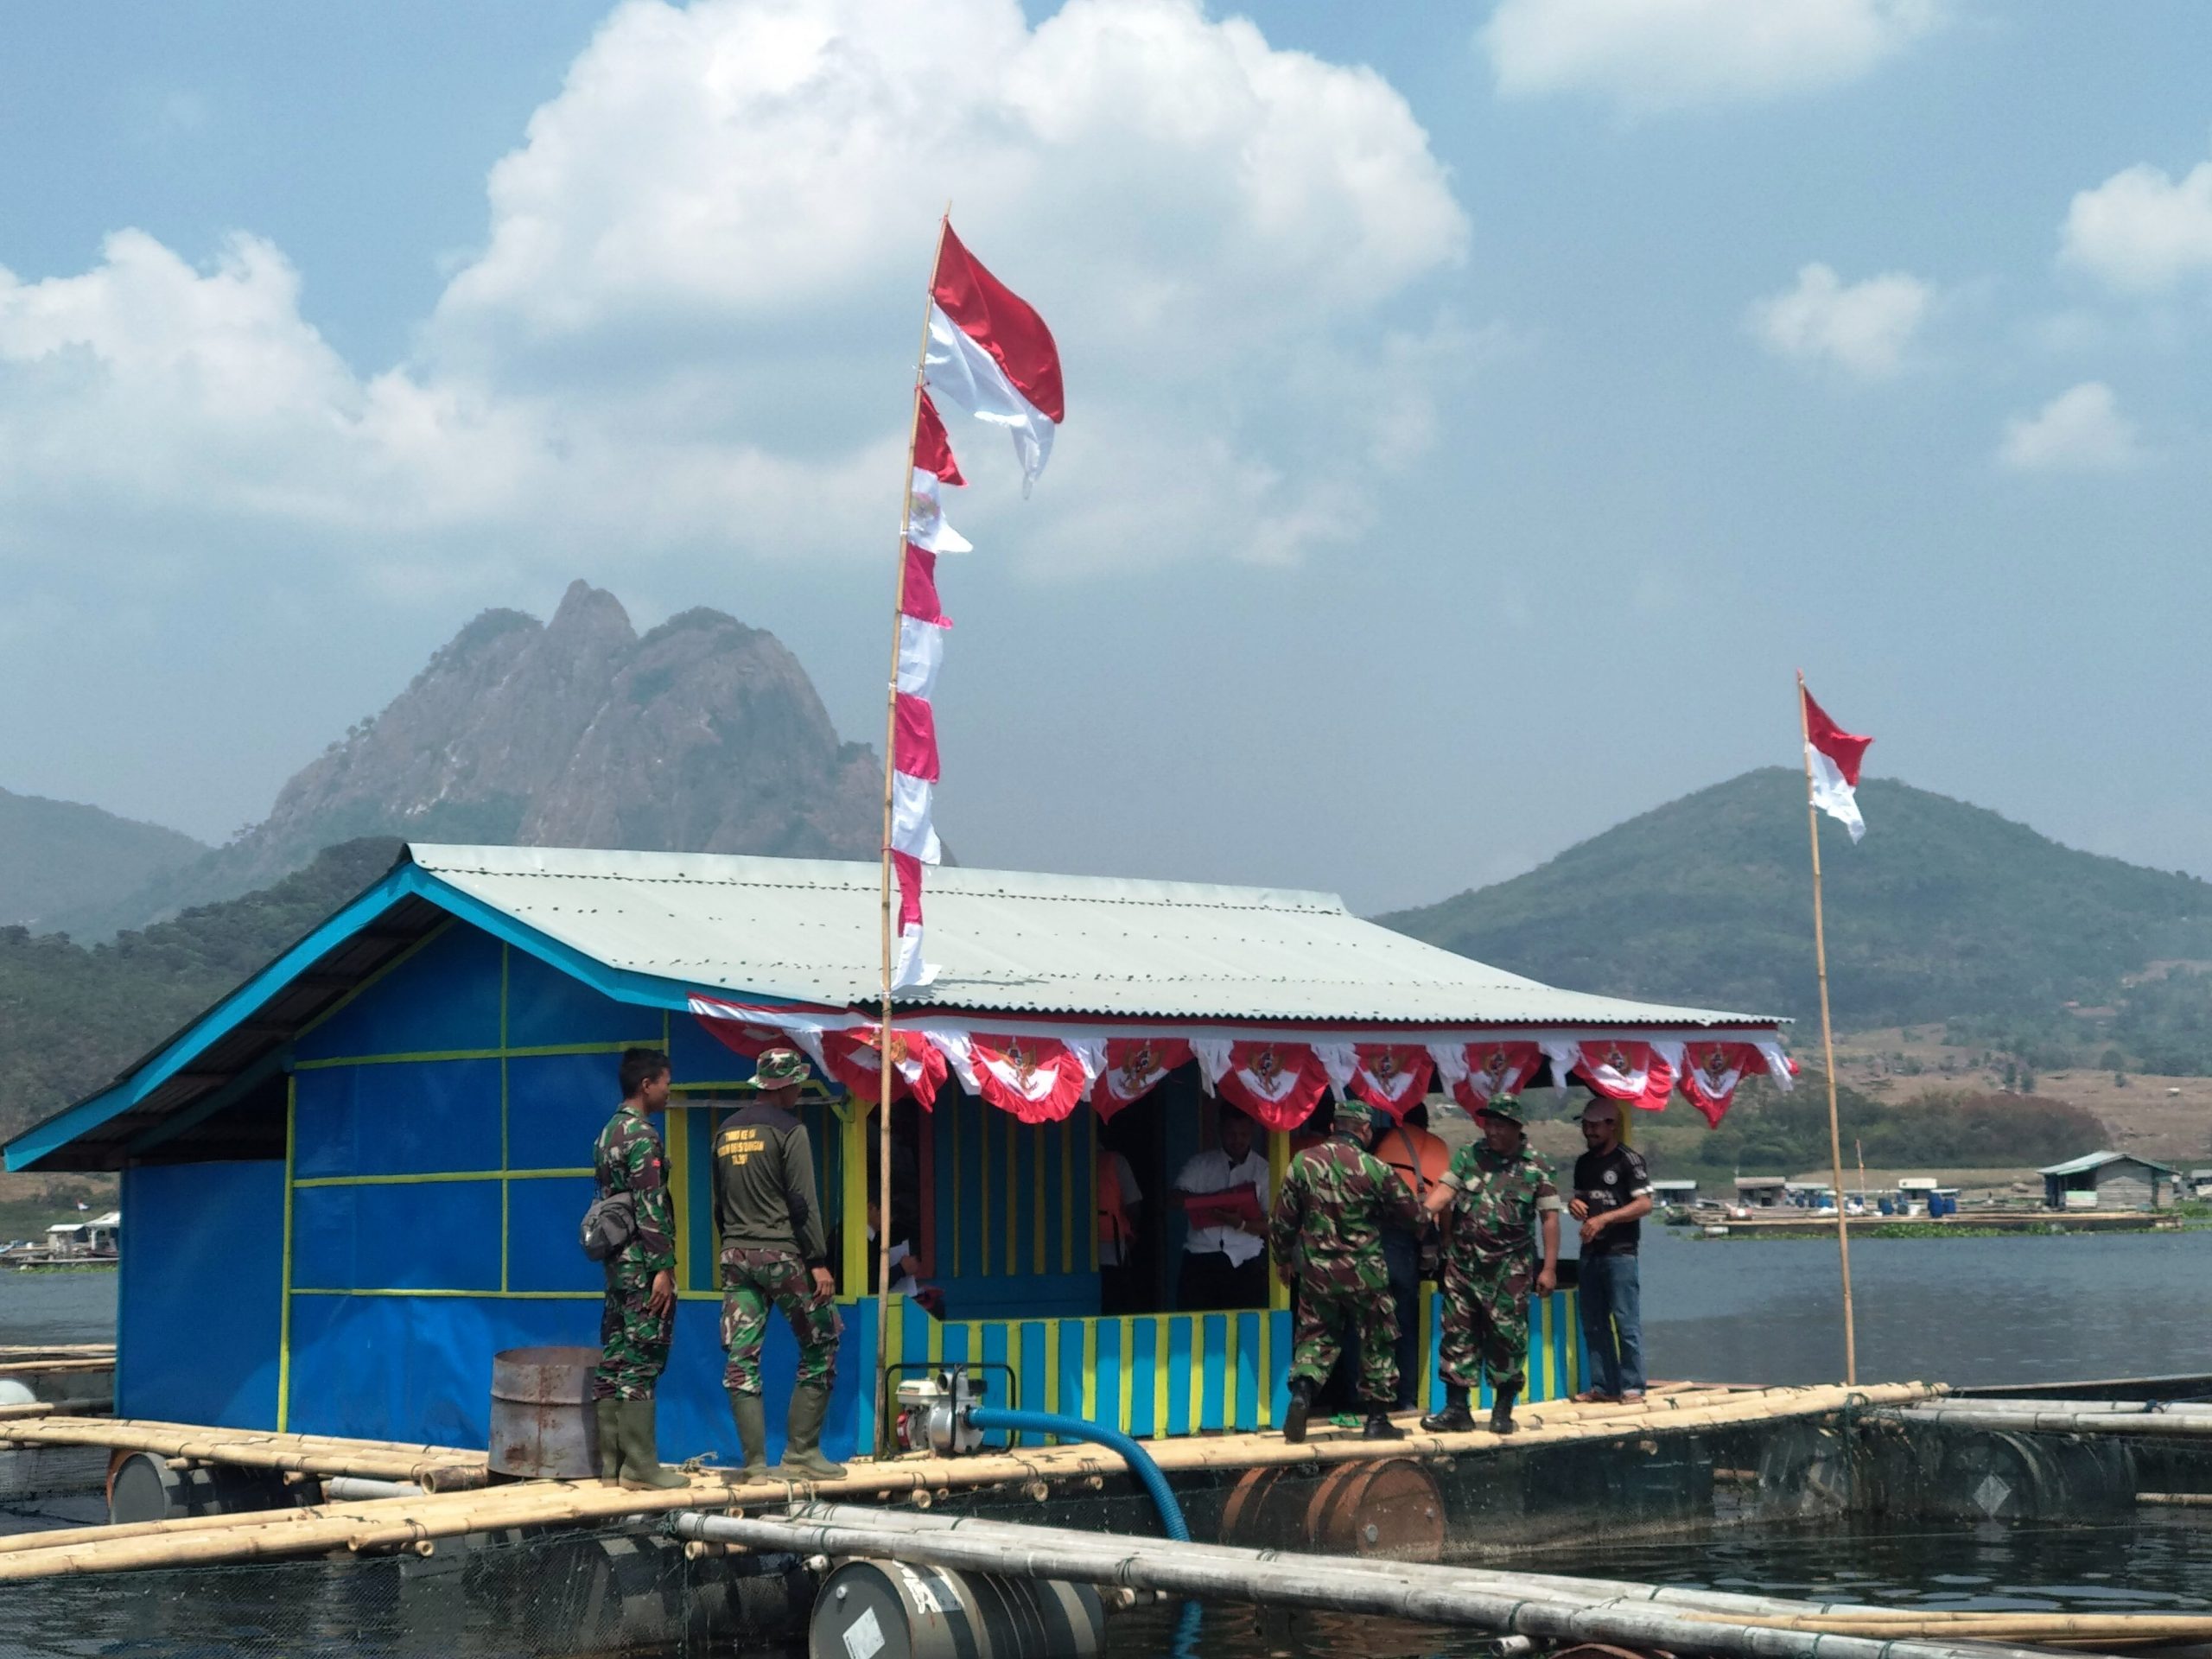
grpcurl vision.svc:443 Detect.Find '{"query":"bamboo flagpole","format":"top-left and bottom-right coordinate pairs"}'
top-left (1796, 671), bottom-right (1857, 1383)
top-left (873, 209), bottom-right (953, 1457)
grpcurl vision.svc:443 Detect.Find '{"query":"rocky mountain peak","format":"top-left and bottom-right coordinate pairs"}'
top-left (55, 582), bottom-right (884, 935)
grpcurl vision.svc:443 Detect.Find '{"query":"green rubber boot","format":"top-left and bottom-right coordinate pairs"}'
top-left (616, 1397), bottom-right (690, 1490)
top-left (776, 1383), bottom-right (848, 1482)
top-left (728, 1389), bottom-right (771, 1483)
top-left (593, 1397), bottom-right (623, 1484)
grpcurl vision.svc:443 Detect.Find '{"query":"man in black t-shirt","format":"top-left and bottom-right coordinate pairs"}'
top-left (1569, 1099), bottom-right (1653, 1402)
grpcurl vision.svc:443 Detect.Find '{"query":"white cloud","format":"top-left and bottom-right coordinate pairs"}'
top-left (2060, 159), bottom-right (2212, 296)
top-left (1997, 382), bottom-right (2145, 474)
top-left (0, 0), bottom-right (1469, 587)
top-left (1747, 263), bottom-right (1933, 379)
top-left (1480, 0), bottom-right (1940, 114)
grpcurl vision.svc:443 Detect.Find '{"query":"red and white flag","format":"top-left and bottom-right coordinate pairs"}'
top-left (1573, 1039), bottom-right (1677, 1112)
top-left (823, 1023), bottom-right (948, 1109)
top-left (1094, 1037), bottom-right (1194, 1119)
top-left (1802, 683), bottom-right (1873, 843)
top-left (1192, 1039), bottom-right (1331, 1132)
top-left (887, 230), bottom-right (1061, 991)
top-left (925, 225), bottom-right (1065, 489)
top-left (1428, 1040), bottom-right (1545, 1112)
top-left (933, 1032), bottom-right (1101, 1125)
top-left (1318, 1043), bottom-right (1435, 1119)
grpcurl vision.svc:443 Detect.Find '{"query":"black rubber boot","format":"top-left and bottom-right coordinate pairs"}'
top-left (778, 1383), bottom-right (848, 1482)
top-left (617, 1397), bottom-right (690, 1490)
top-left (1282, 1377), bottom-right (1314, 1445)
top-left (1488, 1380), bottom-right (1522, 1436)
top-left (728, 1390), bottom-right (770, 1483)
top-left (1420, 1385), bottom-right (1474, 1434)
top-left (1362, 1407), bottom-right (1406, 1441)
top-left (593, 1397), bottom-right (622, 1484)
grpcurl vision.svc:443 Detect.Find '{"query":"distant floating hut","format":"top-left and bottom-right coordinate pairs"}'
top-left (2038, 1150), bottom-right (2178, 1211)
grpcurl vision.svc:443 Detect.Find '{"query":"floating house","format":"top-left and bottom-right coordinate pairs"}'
top-left (4, 846), bottom-right (1786, 1464)
top-left (1733, 1177), bottom-right (1789, 1208)
top-left (1649, 1179), bottom-right (1700, 1208)
top-left (2038, 1151), bottom-right (2177, 1211)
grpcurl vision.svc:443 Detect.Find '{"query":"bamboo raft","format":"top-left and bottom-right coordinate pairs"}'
top-left (0, 1382), bottom-right (1936, 1581)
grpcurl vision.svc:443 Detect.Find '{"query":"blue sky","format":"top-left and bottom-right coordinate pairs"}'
top-left (2, 1), bottom-right (2207, 910)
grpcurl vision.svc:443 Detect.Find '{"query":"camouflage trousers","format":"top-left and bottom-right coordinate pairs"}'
top-left (720, 1246), bottom-right (841, 1396)
top-left (1438, 1252), bottom-right (1530, 1391)
top-left (592, 1257), bottom-right (674, 1402)
top-left (1288, 1264), bottom-right (1400, 1407)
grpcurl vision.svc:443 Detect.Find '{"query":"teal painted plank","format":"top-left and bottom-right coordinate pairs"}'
top-left (1058, 1320), bottom-right (1087, 1432)
top-left (1199, 1314), bottom-right (1226, 1431)
top-left (1233, 1311), bottom-right (1261, 1432)
top-left (1129, 1319), bottom-right (1158, 1439)
top-left (1019, 1321), bottom-right (1048, 1441)
top-left (1094, 1319), bottom-right (1122, 1433)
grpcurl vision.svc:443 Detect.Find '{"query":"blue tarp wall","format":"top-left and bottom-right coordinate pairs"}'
top-left (116, 918), bottom-right (861, 1464)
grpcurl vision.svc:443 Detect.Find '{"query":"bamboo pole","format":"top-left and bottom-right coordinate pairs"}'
top-left (1887, 1404), bottom-right (2212, 1439)
top-left (1798, 671), bottom-right (1857, 1385)
top-left (0, 1421), bottom-right (483, 1488)
top-left (0, 1399), bottom-right (107, 1421)
top-left (800, 1503), bottom-right (1912, 1622)
top-left (675, 1510), bottom-right (2083, 1659)
top-left (873, 207), bottom-right (953, 1459)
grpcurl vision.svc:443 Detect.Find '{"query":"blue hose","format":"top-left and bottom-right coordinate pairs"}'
top-left (965, 1406), bottom-right (1191, 1543)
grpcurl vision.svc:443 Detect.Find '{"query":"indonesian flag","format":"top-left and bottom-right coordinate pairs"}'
top-left (1573, 1039), bottom-right (1676, 1112)
top-left (823, 1024), bottom-right (948, 1110)
top-left (1802, 683), bottom-right (1873, 843)
top-left (934, 1032), bottom-right (1102, 1125)
top-left (688, 993), bottom-right (832, 1075)
top-left (888, 401), bottom-right (964, 992)
top-left (1319, 1043), bottom-right (1435, 1119)
top-left (1427, 1040), bottom-right (1545, 1112)
top-left (1094, 1037), bottom-right (1195, 1120)
top-left (925, 225), bottom-right (1065, 489)
top-left (1676, 1041), bottom-right (1765, 1128)
top-left (1192, 1039), bottom-right (1330, 1132)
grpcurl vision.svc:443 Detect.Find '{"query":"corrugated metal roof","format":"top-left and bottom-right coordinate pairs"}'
top-left (2038, 1149), bottom-right (2178, 1177)
top-left (407, 843), bottom-right (1779, 1031)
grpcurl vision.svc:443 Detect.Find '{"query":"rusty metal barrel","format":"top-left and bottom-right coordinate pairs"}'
top-left (490, 1344), bottom-right (601, 1479)
top-left (1218, 1458), bottom-right (1445, 1562)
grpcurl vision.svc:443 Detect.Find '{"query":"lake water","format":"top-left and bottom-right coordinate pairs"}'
top-left (4, 1231), bottom-right (2211, 1654)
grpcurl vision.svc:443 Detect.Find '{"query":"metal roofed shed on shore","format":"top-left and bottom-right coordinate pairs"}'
top-left (405, 843), bottom-right (1779, 1028)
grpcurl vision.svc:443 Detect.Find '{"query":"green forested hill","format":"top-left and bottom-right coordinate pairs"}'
top-left (1381, 769), bottom-right (2212, 1058)
top-left (0, 839), bottom-right (401, 1142)
top-left (0, 787), bottom-right (206, 929)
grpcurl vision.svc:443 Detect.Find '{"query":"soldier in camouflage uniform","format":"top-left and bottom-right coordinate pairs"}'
top-left (714, 1047), bottom-right (844, 1482)
top-left (591, 1047), bottom-right (688, 1490)
top-left (1420, 1095), bottom-right (1561, 1435)
top-left (1267, 1097), bottom-right (1423, 1443)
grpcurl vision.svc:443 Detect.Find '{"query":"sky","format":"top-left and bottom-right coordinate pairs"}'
top-left (2, 0), bottom-right (2208, 913)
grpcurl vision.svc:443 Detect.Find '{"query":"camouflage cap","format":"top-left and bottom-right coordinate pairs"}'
top-left (1330, 1096), bottom-right (1377, 1134)
top-left (1476, 1093), bottom-right (1528, 1127)
top-left (750, 1047), bottom-right (808, 1088)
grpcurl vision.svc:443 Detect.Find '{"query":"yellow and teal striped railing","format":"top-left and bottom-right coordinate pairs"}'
top-left (856, 1285), bottom-right (1583, 1439)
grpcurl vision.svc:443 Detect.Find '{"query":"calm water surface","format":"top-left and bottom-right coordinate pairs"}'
top-left (4, 1235), bottom-right (2211, 1655)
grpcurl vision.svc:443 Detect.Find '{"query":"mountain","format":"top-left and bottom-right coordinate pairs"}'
top-left (0, 838), bottom-right (402, 1141)
top-left (0, 789), bottom-right (207, 930)
top-left (53, 582), bottom-right (884, 938)
top-left (1380, 768), bottom-right (2212, 1043)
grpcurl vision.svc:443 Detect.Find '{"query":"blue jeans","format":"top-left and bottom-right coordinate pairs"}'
top-left (1577, 1253), bottom-right (1644, 1397)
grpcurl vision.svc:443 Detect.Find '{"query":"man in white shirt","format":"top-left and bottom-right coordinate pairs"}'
top-left (1173, 1109), bottom-right (1271, 1310)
